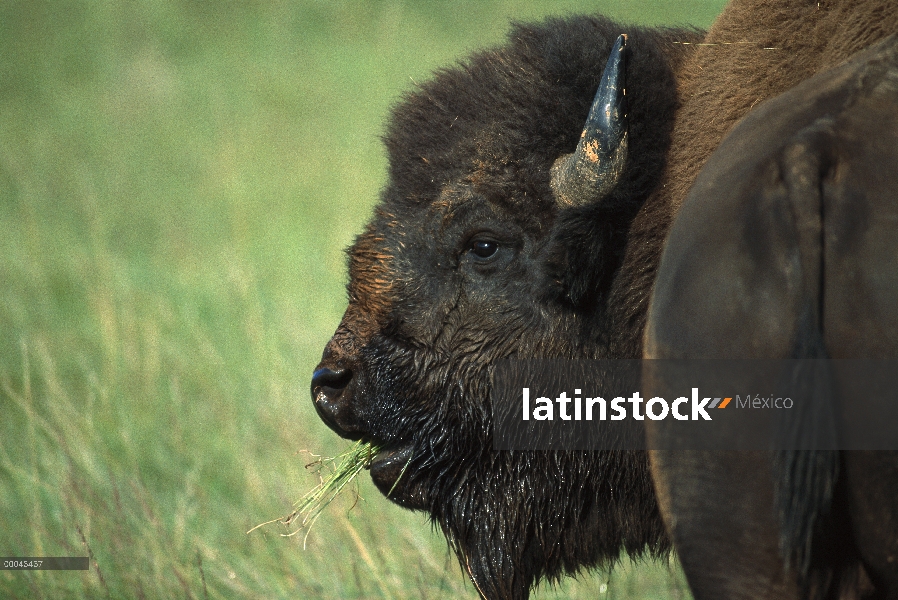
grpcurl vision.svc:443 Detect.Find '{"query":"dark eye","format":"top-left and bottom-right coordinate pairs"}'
top-left (470, 239), bottom-right (498, 259)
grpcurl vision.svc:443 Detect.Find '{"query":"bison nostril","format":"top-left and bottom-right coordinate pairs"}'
top-left (311, 367), bottom-right (363, 439)
top-left (311, 367), bottom-right (352, 395)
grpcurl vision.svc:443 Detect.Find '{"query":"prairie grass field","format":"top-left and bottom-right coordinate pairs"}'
top-left (1, 1), bottom-right (725, 597)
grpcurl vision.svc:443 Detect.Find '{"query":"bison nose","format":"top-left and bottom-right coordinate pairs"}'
top-left (312, 367), bottom-right (352, 393)
top-left (311, 367), bottom-right (364, 440)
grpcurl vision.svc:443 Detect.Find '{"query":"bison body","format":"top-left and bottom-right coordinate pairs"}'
top-left (646, 35), bottom-right (898, 599)
top-left (310, 1), bottom-right (898, 598)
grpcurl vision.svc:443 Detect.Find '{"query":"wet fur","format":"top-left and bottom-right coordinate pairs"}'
top-left (332, 16), bottom-right (699, 598)
top-left (321, 2), bottom-right (898, 598)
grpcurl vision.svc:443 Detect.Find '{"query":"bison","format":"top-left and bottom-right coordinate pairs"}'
top-left (310, 1), bottom-right (898, 598)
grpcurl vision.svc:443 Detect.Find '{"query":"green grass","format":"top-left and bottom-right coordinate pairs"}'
top-left (250, 440), bottom-right (386, 546)
top-left (0, 1), bottom-right (725, 597)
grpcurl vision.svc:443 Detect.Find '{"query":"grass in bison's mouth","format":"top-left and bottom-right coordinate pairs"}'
top-left (247, 440), bottom-right (412, 546)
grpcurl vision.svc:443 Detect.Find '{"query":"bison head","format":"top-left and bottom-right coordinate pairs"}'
top-left (311, 16), bottom-right (695, 598)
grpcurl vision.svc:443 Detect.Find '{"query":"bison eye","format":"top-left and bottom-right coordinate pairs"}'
top-left (470, 239), bottom-right (499, 260)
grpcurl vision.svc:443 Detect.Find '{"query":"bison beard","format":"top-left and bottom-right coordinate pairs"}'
top-left (356, 336), bottom-right (665, 597)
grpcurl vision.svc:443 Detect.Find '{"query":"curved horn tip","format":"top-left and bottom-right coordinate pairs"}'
top-left (590, 33), bottom-right (628, 140)
top-left (550, 34), bottom-right (630, 207)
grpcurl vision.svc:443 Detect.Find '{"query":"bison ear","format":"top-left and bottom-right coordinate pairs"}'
top-left (542, 202), bottom-right (621, 309)
top-left (551, 34), bottom-right (629, 207)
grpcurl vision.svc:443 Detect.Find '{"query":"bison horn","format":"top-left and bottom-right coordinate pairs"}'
top-left (551, 34), bottom-right (629, 207)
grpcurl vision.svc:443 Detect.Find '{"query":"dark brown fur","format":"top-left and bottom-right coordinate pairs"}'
top-left (619, 0), bottom-right (898, 365)
top-left (312, 2), bottom-right (898, 598)
top-left (314, 16), bottom-right (699, 599)
top-left (646, 8), bottom-right (898, 600)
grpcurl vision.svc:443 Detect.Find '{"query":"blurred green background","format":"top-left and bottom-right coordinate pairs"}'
top-left (0, 1), bottom-right (726, 598)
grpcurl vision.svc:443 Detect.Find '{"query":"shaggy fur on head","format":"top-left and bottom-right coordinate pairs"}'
top-left (317, 1), bottom-right (898, 597)
top-left (320, 16), bottom-right (699, 598)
